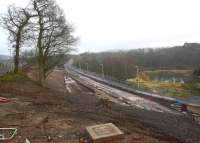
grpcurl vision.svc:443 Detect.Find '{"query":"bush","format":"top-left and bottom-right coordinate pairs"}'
top-left (193, 68), bottom-right (200, 76)
top-left (0, 71), bottom-right (30, 82)
top-left (182, 83), bottom-right (198, 90)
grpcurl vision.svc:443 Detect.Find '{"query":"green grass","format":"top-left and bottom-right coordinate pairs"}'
top-left (182, 83), bottom-right (199, 90)
top-left (0, 71), bottom-right (30, 82)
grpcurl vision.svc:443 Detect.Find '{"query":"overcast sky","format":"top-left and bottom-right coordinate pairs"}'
top-left (1, 0), bottom-right (200, 55)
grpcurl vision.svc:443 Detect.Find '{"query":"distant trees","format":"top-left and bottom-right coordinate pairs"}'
top-left (130, 44), bottom-right (200, 69)
top-left (0, 0), bottom-right (76, 85)
top-left (20, 49), bottom-right (37, 65)
top-left (102, 53), bottom-right (135, 79)
top-left (74, 43), bottom-right (200, 80)
top-left (73, 52), bottom-right (136, 80)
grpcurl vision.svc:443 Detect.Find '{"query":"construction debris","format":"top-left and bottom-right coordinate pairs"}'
top-left (170, 101), bottom-right (200, 124)
top-left (25, 138), bottom-right (31, 143)
top-left (187, 105), bottom-right (200, 115)
top-left (79, 137), bottom-right (88, 143)
top-left (193, 114), bottom-right (200, 125)
top-left (170, 101), bottom-right (188, 112)
top-left (131, 132), bottom-right (141, 140)
top-left (0, 128), bottom-right (17, 141)
top-left (32, 114), bottom-right (49, 127)
top-left (0, 97), bottom-right (11, 104)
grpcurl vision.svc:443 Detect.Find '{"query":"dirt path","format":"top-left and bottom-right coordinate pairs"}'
top-left (0, 70), bottom-right (199, 143)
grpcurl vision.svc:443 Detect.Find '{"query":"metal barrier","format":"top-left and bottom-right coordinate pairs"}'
top-left (0, 63), bottom-right (14, 76)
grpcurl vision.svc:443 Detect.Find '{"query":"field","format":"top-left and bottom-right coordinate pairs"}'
top-left (127, 69), bottom-right (200, 97)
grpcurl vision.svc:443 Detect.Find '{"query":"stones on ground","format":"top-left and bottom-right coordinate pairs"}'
top-left (131, 132), bottom-right (141, 140)
top-left (25, 138), bottom-right (31, 143)
top-left (31, 114), bottom-right (48, 127)
top-left (64, 76), bottom-right (77, 93)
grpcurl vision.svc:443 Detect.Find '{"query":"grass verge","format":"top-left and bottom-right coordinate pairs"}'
top-left (0, 71), bottom-right (30, 82)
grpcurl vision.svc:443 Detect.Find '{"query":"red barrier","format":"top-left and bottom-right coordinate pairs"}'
top-left (0, 97), bottom-right (11, 104)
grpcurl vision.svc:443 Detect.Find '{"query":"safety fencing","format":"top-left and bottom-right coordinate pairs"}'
top-left (0, 63), bottom-right (14, 76)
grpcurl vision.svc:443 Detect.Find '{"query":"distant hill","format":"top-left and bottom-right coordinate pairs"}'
top-left (127, 42), bottom-right (200, 69)
top-left (0, 55), bottom-right (11, 64)
top-left (73, 43), bottom-right (200, 79)
top-left (0, 55), bottom-right (10, 61)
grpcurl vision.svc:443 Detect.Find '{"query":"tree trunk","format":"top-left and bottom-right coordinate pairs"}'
top-left (13, 18), bottom-right (29, 74)
top-left (14, 34), bottom-right (21, 73)
top-left (37, 12), bottom-right (45, 86)
top-left (14, 46), bottom-right (19, 73)
top-left (38, 48), bottom-right (45, 85)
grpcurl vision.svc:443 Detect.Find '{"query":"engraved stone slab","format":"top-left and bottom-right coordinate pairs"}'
top-left (86, 123), bottom-right (124, 143)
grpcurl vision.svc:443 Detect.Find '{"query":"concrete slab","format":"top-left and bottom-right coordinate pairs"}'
top-left (86, 123), bottom-right (124, 143)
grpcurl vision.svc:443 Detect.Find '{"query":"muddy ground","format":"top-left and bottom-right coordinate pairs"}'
top-left (0, 70), bottom-right (200, 143)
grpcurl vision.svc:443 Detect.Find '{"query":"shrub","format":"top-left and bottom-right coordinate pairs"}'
top-left (182, 83), bottom-right (198, 90)
top-left (193, 68), bottom-right (200, 76)
top-left (0, 71), bottom-right (29, 82)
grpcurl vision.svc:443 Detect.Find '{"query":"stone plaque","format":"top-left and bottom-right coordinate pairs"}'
top-left (86, 123), bottom-right (124, 143)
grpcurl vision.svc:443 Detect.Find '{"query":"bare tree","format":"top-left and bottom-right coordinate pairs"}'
top-left (0, 0), bottom-right (76, 85)
top-left (33, 0), bottom-right (76, 85)
top-left (0, 6), bottom-right (35, 73)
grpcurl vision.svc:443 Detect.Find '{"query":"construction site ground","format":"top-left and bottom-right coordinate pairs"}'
top-left (0, 69), bottom-right (200, 143)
